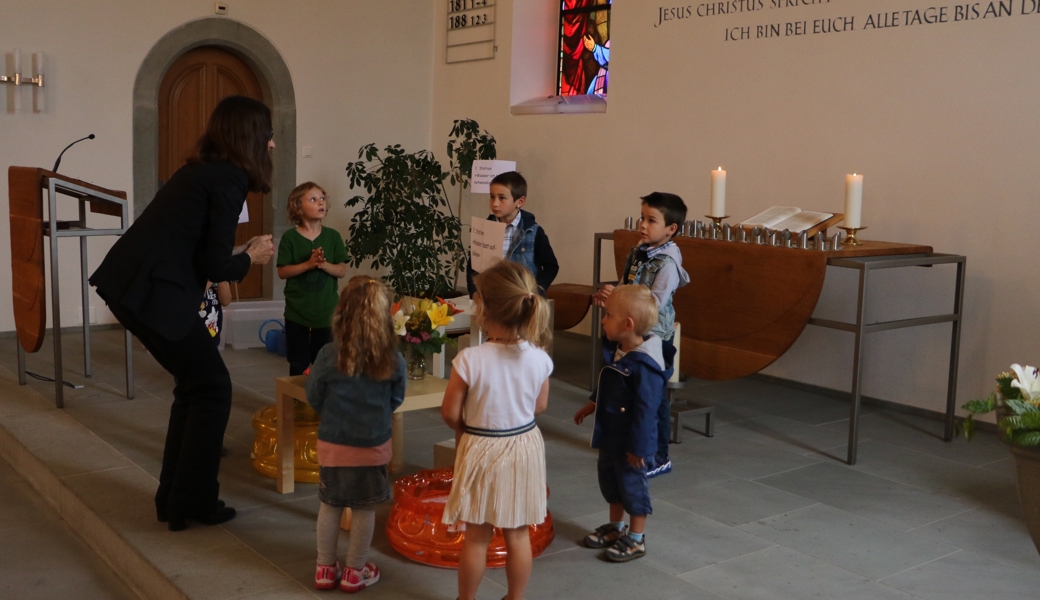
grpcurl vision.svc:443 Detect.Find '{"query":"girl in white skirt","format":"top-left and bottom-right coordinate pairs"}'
top-left (441, 260), bottom-right (553, 600)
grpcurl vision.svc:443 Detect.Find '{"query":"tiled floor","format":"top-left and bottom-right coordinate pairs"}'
top-left (0, 454), bottom-right (136, 600)
top-left (2, 328), bottom-right (1039, 599)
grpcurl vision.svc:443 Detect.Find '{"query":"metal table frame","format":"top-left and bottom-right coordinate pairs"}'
top-left (808, 252), bottom-right (966, 464)
top-left (15, 178), bottom-right (134, 408)
top-left (589, 231), bottom-right (966, 465)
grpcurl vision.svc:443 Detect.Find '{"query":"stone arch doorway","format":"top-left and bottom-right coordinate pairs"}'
top-left (133, 17), bottom-right (296, 299)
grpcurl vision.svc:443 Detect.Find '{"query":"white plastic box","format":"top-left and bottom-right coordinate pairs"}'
top-left (223, 300), bottom-right (285, 350)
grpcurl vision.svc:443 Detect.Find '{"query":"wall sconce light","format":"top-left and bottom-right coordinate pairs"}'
top-left (3, 50), bottom-right (46, 112)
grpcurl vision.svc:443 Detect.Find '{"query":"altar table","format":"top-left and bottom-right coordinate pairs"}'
top-left (590, 230), bottom-right (965, 465)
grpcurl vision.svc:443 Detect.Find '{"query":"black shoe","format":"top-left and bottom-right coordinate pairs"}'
top-left (158, 499), bottom-right (224, 523)
top-left (194, 504), bottom-right (236, 526)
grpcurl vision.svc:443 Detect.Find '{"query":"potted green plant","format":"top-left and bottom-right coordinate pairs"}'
top-left (962, 364), bottom-right (1040, 553)
top-left (343, 120), bottom-right (496, 299)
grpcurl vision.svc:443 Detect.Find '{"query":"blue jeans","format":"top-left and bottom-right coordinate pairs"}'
top-left (597, 450), bottom-right (652, 516)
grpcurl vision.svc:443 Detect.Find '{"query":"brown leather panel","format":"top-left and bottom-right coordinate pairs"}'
top-left (9, 166), bottom-right (46, 352)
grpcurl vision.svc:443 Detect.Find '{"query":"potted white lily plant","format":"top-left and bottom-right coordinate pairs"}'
top-left (962, 364), bottom-right (1040, 554)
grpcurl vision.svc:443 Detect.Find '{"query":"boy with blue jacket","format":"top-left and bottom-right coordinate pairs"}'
top-left (595, 192), bottom-right (689, 477)
top-left (466, 171), bottom-right (559, 296)
top-left (574, 285), bottom-right (674, 562)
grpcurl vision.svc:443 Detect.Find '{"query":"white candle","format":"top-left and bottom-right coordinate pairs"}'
top-left (34, 52), bottom-right (45, 112)
top-left (13, 50), bottom-right (21, 111)
top-left (710, 167), bottom-right (726, 217)
top-left (844, 173), bottom-right (863, 228)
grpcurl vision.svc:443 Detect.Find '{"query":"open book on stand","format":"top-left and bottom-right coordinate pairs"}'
top-left (739, 206), bottom-right (843, 235)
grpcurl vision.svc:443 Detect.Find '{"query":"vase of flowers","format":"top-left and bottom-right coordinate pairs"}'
top-left (393, 297), bottom-right (463, 380)
top-left (962, 364), bottom-right (1040, 554)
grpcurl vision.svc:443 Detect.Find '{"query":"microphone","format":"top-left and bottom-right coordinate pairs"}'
top-left (52, 134), bottom-right (95, 173)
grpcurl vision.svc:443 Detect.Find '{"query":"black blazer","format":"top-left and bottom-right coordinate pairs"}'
top-left (90, 161), bottom-right (252, 341)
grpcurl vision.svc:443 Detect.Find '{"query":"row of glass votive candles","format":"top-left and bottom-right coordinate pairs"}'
top-left (622, 217), bottom-right (845, 251)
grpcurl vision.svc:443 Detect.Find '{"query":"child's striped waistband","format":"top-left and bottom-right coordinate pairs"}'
top-left (463, 420), bottom-right (536, 438)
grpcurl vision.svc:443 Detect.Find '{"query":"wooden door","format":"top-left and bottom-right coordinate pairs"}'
top-left (158, 46), bottom-right (267, 299)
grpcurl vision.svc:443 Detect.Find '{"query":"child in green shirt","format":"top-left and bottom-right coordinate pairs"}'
top-left (277, 182), bottom-right (348, 375)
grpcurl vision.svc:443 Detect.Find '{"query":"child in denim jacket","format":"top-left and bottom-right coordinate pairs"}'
top-left (595, 192), bottom-right (688, 477)
top-left (306, 276), bottom-right (405, 593)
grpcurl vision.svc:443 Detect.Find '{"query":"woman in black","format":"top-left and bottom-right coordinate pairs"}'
top-left (90, 96), bottom-right (276, 531)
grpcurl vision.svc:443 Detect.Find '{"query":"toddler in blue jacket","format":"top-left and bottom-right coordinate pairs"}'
top-left (573, 284), bottom-right (674, 563)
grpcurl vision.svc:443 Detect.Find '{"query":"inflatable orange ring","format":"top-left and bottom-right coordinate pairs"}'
top-left (386, 468), bottom-right (555, 568)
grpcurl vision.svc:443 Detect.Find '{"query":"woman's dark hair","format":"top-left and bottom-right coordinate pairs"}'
top-left (189, 95), bottom-right (273, 193)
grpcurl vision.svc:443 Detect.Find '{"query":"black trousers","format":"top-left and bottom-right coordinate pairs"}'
top-left (657, 336), bottom-right (675, 460)
top-left (285, 318), bottom-right (332, 376)
top-left (107, 302), bottom-right (231, 521)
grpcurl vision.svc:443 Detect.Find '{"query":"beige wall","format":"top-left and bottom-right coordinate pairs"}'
top-left (3, 0), bottom-right (1036, 412)
top-left (432, 0), bottom-right (1040, 411)
top-left (0, 0), bottom-right (433, 328)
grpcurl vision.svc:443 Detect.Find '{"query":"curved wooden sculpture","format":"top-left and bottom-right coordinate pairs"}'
top-left (612, 230), bottom-right (828, 381)
top-left (546, 283), bottom-right (594, 331)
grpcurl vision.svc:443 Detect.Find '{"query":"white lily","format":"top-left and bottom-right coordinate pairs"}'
top-left (393, 310), bottom-right (407, 337)
top-left (1010, 364), bottom-right (1040, 402)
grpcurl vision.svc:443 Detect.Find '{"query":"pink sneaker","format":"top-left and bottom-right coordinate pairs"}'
top-left (314, 562), bottom-right (340, 590)
top-left (340, 562), bottom-right (379, 593)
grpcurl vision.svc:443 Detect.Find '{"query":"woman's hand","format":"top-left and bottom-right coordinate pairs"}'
top-left (245, 235), bottom-right (274, 265)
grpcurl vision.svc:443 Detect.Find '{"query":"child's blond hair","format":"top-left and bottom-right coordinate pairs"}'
top-left (608, 285), bottom-right (659, 337)
top-left (473, 260), bottom-right (552, 349)
top-left (286, 181), bottom-right (326, 226)
top-left (332, 276), bottom-right (398, 380)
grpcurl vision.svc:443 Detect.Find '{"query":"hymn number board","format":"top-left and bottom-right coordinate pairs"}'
top-left (446, 0), bottom-right (496, 63)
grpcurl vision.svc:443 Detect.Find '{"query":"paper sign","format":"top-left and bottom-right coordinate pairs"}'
top-left (238, 202), bottom-right (249, 224)
top-left (470, 216), bottom-right (506, 273)
top-left (470, 160), bottom-right (517, 193)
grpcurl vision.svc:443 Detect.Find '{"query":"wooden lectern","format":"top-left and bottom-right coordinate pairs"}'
top-left (8, 166), bottom-right (134, 408)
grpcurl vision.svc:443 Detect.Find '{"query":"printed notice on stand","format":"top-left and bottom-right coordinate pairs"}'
top-left (470, 216), bottom-right (506, 273)
top-left (470, 160), bottom-right (517, 193)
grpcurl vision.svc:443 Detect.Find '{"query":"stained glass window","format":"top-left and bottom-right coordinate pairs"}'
top-left (558, 0), bottom-right (611, 96)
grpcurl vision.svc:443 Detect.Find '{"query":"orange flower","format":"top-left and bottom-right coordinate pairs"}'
top-left (436, 297), bottom-right (464, 316)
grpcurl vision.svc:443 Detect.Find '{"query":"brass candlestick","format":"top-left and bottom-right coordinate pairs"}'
top-left (705, 215), bottom-right (729, 229)
top-left (839, 226), bottom-right (867, 246)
